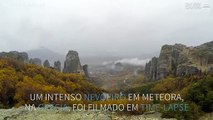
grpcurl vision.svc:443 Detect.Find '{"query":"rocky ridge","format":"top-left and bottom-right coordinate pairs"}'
top-left (145, 41), bottom-right (213, 81)
top-left (0, 51), bottom-right (28, 63)
top-left (0, 50), bottom-right (89, 76)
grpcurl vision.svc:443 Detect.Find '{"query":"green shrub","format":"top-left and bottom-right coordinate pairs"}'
top-left (186, 75), bottom-right (213, 112)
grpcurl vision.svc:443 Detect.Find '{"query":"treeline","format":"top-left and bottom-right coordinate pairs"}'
top-left (0, 58), bottom-right (102, 108)
top-left (153, 75), bottom-right (213, 119)
top-left (126, 74), bottom-right (213, 119)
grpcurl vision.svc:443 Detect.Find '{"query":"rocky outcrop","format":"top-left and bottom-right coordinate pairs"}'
top-left (0, 51), bottom-right (28, 63)
top-left (43, 60), bottom-right (50, 68)
top-left (63, 50), bottom-right (83, 73)
top-left (145, 57), bottom-right (158, 80)
top-left (83, 64), bottom-right (89, 78)
top-left (145, 41), bottom-right (213, 80)
top-left (29, 58), bottom-right (42, 66)
top-left (176, 65), bottom-right (200, 76)
top-left (54, 61), bottom-right (61, 72)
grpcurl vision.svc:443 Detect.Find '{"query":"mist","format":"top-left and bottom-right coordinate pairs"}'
top-left (0, 0), bottom-right (213, 57)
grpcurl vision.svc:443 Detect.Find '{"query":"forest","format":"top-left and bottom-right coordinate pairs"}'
top-left (0, 58), bottom-right (102, 108)
top-left (0, 57), bottom-right (212, 120)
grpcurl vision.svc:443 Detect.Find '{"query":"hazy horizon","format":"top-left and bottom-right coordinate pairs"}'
top-left (0, 0), bottom-right (213, 57)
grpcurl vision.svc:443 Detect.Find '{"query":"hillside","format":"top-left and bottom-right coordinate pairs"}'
top-left (27, 47), bottom-right (65, 66)
top-left (0, 58), bottom-right (102, 108)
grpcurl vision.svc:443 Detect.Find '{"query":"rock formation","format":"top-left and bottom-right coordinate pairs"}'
top-left (144, 57), bottom-right (158, 80)
top-left (54, 61), bottom-right (61, 72)
top-left (83, 64), bottom-right (89, 78)
top-left (43, 60), bottom-right (50, 68)
top-left (0, 51), bottom-right (28, 63)
top-left (145, 41), bottom-right (213, 80)
top-left (63, 50), bottom-right (83, 73)
top-left (29, 58), bottom-right (42, 66)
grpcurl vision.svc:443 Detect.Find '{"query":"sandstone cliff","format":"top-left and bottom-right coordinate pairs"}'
top-left (63, 50), bottom-right (83, 73)
top-left (145, 41), bottom-right (213, 80)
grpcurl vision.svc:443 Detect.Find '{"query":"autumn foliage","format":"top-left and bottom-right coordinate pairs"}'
top-left (0, 58), bottom-right (102, 108)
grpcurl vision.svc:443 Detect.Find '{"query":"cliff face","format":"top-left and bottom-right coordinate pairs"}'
top-left (0, 51), bottom-right (28, 63)
top-left (63, 50), bottom-right (83, 73)
top-left (145, 41), bottom-right (213, 80)
top-left (54, 61), bottom-right (61, 72)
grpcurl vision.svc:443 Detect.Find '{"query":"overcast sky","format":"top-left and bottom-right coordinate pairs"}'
top-left (0, 0), bottom-right (213, 57)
